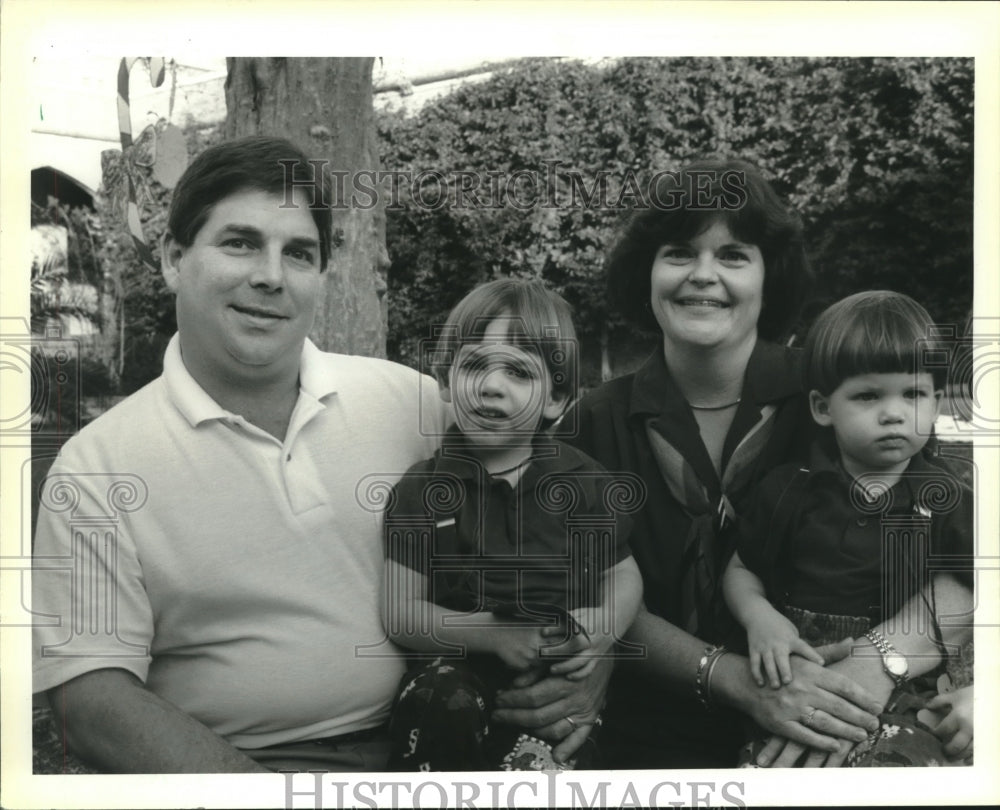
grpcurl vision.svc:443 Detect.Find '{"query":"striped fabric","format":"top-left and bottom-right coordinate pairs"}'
top-left (645, 405), bottom-right (778, 636)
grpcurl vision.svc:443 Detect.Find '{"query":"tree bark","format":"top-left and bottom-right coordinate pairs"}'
top-left (224, 58), bottom-right (387, 357)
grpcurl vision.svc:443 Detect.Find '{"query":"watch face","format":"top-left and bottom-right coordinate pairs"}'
top-left (886, 654), bottom-right (908, 677)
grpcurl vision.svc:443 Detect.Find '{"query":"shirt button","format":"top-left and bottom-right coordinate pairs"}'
top-left (286, 453), bottom-right (292, 462)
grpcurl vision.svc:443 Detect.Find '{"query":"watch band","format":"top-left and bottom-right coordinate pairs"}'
top-left (865, 629), bottom-right (892, 656)
top-left (865, 629), bottom-right (909, 686)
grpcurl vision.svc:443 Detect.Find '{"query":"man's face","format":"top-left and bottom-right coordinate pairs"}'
top-left (162, 187), bottom-right (323, 388)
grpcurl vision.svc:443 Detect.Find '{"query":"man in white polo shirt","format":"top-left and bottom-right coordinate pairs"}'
top-left (31, 136), bottom-right (448, 772)
top-left (33, 136), bottom-right (610, 773)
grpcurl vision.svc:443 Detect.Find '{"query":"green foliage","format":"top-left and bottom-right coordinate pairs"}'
top-left (378, 57), bottom-right (973, 382)
top-left (30, 200), bottom-right (104, 333)
top-left (95, 121), bottom-right (223, 393)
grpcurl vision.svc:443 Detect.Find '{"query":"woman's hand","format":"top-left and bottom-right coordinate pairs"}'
top-left (723, 638), bottom-right (882, 762)
top-left (750, 638), bottom-right (890, 767)
top-left (492, 656), bottom-right (612, 763)
top-left (923, 686), bottom-right (973, 759)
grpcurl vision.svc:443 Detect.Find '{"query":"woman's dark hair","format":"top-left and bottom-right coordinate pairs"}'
top-left (166, 136), bottom-right (333, 271)
top-left (803, 290), bottom-right (946, 395)
top-left (606, 157), bottom-right (811, 341)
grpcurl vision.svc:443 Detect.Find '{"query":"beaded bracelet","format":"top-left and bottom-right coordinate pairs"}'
top-left (695, 644), bottom-right (728, 710)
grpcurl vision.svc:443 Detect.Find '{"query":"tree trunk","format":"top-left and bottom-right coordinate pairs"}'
top-left (224, 58), bottom-right (387, 357)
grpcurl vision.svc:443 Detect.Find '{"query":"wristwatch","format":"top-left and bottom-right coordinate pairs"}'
top-left (865, 629), bottom-right (909, 687)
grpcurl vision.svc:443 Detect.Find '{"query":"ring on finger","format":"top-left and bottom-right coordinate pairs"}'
top-left (565, 716), bottom-right (578, 730)
top-left (801, 707), bottom-right (817, 727)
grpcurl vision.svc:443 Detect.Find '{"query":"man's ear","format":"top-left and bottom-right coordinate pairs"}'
top-left (161, 233), bottom-right (184, 293)
top-left (809, 389), bottom-right (833, 426)
top-left (542, 389), bottom-right (570, 422)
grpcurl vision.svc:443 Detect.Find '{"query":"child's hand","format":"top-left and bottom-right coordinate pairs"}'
top-left (922, 686), bottom-right (973, 759)
top-left (546, 607), bottom-right (612, 681)
top-left (747, 611), bottom-right (824, 689)
top-left (489, 624), bottom-right (550, 672)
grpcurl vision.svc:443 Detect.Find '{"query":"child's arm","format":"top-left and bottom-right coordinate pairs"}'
top-left (547, 556), bottom-right (644, 681)
top-left (381, 559), bottom-right (549, 672)
top-left (722, 551), bottom-right (824, 688)
top-left (923, 685), bottom-right (973, 759)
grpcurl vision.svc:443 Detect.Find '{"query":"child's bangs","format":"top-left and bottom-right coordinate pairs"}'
top-left (826, 309), bottom-right (941, 389)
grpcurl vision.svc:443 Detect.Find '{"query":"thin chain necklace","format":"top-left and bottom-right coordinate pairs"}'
top-left (687, 398), bottom-right (742, 411)
top-left (488, 457), bottom-right (533, 477)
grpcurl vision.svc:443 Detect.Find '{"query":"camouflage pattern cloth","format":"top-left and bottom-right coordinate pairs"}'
top-left (737, 607), bottom-right (973, 768)
top-left (387, 656), bottom-right (598, 771)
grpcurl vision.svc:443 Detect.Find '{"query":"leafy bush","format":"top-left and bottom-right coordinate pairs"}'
top-left (378, 57), bottom-right (973, 383)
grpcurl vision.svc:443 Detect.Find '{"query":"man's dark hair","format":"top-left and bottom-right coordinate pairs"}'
top-left (166, 136), bottom-right (333, 270)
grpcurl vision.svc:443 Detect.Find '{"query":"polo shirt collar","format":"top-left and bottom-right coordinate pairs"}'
top-left (433, 426), bottom-right (587, 488)
top-left (807, 433), bottom-right (937, 510)
top-left (297, 338), bottom-right (338, 400)
top-left (163, 334), bottom-right (336, 427)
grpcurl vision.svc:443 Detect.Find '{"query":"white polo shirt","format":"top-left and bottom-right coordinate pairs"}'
top-left (33, 335), bottom-right (445, 749)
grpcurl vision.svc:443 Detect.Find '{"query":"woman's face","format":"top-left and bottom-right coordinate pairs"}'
top-left (649, 219), bottom-right (765, 353)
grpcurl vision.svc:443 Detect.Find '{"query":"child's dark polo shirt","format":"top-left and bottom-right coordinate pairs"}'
top-left (737, 437), bottom-right (974, 626)
top-left (385, 428), bottom-right (635, 615)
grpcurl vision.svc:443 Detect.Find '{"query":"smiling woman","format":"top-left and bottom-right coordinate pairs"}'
top-left (649, 220), bottom-right (765, 359)
top-left (563, 157), bottom-right (838, 767)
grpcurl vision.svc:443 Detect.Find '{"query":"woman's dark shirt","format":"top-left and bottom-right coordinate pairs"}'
top-left (562, 340), bottom-right (815, 767)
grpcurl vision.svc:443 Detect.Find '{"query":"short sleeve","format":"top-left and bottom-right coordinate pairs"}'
top-left (32, 453), bottom-right (154, 694)
top-left (734, 467), bottom-right (799, 583)
top-left (383, 465), bottom-right (436, 575)
top-left (572, 455), bottom-right (641, 571)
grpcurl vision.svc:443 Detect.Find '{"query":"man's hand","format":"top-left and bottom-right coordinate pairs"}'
top-left (755, 733), bottom-right (857, 768)
top-left (492, 655), bottom-right (612, 763)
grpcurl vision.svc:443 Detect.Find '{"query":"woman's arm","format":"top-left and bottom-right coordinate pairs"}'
top-left (756, 572), bottom-right (974, 767)
top-left (550, 556), bottom-right (644, 678)
top-left (628, 605), bottom-right (882, 753)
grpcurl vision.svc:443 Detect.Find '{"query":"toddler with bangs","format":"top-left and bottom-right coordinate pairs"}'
top-left (381, 279), bottom-right (643, 771)
top-left (722, 290), bottom-right (974, 767)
